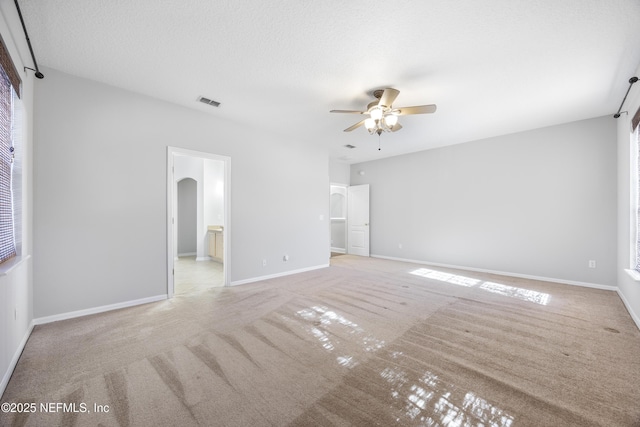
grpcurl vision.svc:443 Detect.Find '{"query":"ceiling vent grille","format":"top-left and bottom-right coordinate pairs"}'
top-left (198, 96), bottom-right (221, 107)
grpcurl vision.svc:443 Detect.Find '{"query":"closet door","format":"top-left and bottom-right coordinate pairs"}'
top-left (347, 184), bottom-right (369, 257)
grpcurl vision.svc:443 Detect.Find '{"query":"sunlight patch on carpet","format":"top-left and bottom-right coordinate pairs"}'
top-left (381, 366), bottom-right (515, 426)
top-left (409, 268), bottom-right (551, 305)
top-left (295, 305), bottom-right (386, 368)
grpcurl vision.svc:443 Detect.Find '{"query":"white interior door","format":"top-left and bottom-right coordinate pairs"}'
top-left (347, 184), bottom-right (370, 256)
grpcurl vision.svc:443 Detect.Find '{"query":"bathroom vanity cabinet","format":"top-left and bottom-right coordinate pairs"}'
top-left (207, 226), bottom-right (224, 262)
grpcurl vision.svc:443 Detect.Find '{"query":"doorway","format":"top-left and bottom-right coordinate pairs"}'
top-left (330, 184), bottom-right (370, 258)
top-left (167, 147), bottom-right (231, 297)
top-left (330, 184), bottom-right (347, 256)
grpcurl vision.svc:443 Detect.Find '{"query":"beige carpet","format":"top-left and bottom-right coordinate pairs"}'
top-left (2, 255), bottom-right (640, 426)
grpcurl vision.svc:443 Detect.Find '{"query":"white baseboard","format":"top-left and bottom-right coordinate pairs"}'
top-left (231, 263), bottom-right (330, 286)
top-left (1, 320), bottom-right (34, 398)
top-left (331, 248), bottom-right (346, 254)
top-left (617, 288), bottom-right (640, 331)
top-left (371, 254), bottom-right (617, 291)
top-left (177, 252), bottom-right (196, 257)
top-left (195, 257), bottom-right (211, 262)
top-left (33, 294), bottom-right (168, 326)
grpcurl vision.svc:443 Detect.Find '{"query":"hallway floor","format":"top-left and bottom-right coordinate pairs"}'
top-left (174, 256), bottom-right (224, 295)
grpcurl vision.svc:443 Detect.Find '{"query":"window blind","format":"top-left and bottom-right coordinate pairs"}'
top-left (11, 89), bottom-right (22, 255)
top-left (0, 35), bottom-right (20, 99)
top-left (0, 33), bottom-right (21, 265)
top-left (0, 68), bottom-right (15, 264)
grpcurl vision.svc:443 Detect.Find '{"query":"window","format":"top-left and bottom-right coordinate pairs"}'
top-left (0, 35), bottom-right (21, 265)
top-left (0, 68), bottom-right (14, 263)
top-left (632, 107), bottom-right (640, 275)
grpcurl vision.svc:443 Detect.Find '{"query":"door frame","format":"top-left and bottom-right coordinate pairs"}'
top-left (167, 146), bottom-right (231, 297)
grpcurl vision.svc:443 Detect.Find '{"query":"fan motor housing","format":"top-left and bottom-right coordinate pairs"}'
top-left (367, 100), bottom-right (379, 112)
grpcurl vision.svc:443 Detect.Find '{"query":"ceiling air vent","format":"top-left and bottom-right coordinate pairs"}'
top-left (198, 96), bottom-right (221, 107)
top-left (344, 144), bottom-right (356, 149)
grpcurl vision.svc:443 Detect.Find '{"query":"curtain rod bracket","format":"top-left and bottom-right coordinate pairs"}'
top-left (23, 67), bottom-right (43, 79)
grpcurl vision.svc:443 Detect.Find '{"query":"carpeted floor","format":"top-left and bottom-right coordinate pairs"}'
top-left (1, 255), bottom-right (639, 426)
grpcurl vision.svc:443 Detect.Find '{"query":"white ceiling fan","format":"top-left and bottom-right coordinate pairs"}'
top-left (330, 88), bottom-right (437, 135)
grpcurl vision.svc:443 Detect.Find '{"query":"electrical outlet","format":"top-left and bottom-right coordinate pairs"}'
top-left (398, 243), bottom-right (403, 249)
top-left (262, 259), bottom-right (267, 267)
top-left (588, 260), bottom-right (596, 269)
top-left (283, 255), bottom-right (289, 262)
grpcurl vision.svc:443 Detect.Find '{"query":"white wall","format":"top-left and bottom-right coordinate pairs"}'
top-left (33, 67), bottom-right (329, 319)
top-left (0, 3), bottom-right (35, 397)
top-left (329, 159), bottom-right (350, 185)
top-left (617, 64), bottom-right (640, 327)
top-left (351, 116), bottom-right (617, 287)
top-left (204, 158), bottom-right (225, 228)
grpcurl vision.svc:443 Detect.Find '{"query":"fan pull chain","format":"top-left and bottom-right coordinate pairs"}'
top-left (378, 133), bottom-right (381, 151)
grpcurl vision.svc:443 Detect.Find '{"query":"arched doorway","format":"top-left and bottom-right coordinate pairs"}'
top-left (177, 178), bottom-right (197, 257)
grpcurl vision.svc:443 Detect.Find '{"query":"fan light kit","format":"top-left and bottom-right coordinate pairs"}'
top-left (330, 88), bottom-right (436, 135)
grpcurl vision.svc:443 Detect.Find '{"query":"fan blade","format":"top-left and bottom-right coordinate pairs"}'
top-left (396, 104), bottom-right (437, 115)
top-left (391, 123), bottom-right (403, 132)
top-left (344, 119), bottom-right (366, 132)
top-left (378, 88), bottom-right (400, 108)
top-left (330, 109), bottom-right (365, 114)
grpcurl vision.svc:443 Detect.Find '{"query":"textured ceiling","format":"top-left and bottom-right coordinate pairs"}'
top-left (10, 0), bottom-right (640, 163)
